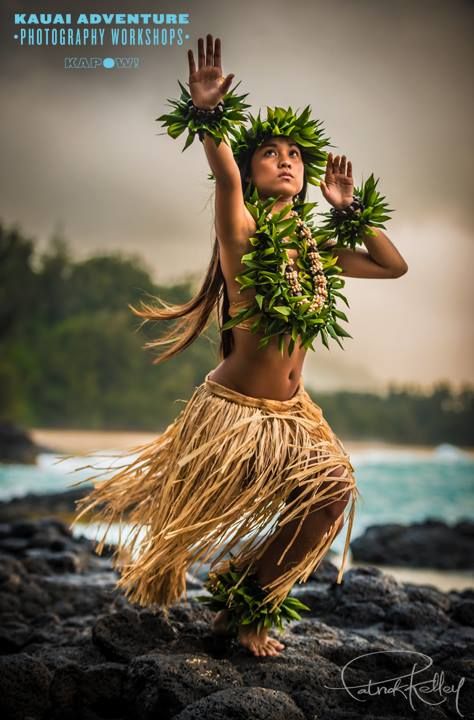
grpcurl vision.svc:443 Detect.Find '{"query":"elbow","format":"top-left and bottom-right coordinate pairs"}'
top-left (391, 262), bottom-right (408, 278)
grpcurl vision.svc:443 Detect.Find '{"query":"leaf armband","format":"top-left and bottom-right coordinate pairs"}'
top-left (319, 174), bottom-right (395, 250)
top-left (195, 560), bottom-right (311, 636)
top-left (156, 80), bottom-right (250, 151)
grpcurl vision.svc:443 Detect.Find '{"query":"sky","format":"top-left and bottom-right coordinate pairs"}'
top-left (1, 0), bottom-right (473, 393)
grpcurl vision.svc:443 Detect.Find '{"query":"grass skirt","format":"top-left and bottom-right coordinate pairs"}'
top-left (70, 373), bottom-right (360, 615)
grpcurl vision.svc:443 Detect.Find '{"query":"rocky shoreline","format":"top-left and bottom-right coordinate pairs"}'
top-left (0, 516), bottom-right (472, 719)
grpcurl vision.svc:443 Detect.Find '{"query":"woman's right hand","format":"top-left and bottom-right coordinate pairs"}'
top-left (187, 34), bottom-right (235, 110)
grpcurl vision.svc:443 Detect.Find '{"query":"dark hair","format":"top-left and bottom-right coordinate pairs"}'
top-left (129, 138), bottom-right (308, 365)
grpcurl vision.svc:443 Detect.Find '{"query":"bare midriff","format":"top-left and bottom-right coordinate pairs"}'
top-left (211, 226), bottom-right (308, 401)
top-left (208, 296), bottom-right (307, 402)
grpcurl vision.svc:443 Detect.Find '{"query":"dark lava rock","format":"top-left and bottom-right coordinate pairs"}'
top-left (0, 421), bottom-right (41, 464)
top-left (351, 517), bottom-right (474, 570)
top-left (0, 488), bottom-right (89, 523)
top-left (125, 652), bottom-right (242, 718)
top-left (173, 686), bottom-right (305, 720)
top-left (0, 517), bottom-right (471, 719)
top-left (92, 607), bottom-right (178, 662)
top-left (0, 652), bottom-right (52, 719)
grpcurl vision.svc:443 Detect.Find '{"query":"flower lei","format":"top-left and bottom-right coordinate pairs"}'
top-left (222, 189), bottom-right (352, 355)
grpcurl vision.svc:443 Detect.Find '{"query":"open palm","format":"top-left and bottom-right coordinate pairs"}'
top-left (188, 35), bottom-right (234, 109)
top-left (320, 153), bottom-right (354, 209)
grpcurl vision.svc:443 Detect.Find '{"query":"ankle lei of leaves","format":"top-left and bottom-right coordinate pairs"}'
top-left (221, 190), bottom-right (353, 354)
top-left (195, 560), bottom-right (310, 636)
top-left (319, 174), bottom-right (395, 250)
top-left (156, 81), bottom-right (250, 151)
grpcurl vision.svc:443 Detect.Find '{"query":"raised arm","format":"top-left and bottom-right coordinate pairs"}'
top-left (321, 153), bottom-right (408, 278)
top-left (188, 35), bottom-right (252, 242)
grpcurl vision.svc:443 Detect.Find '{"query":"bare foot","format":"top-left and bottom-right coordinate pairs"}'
top-left (212, 609), bottom-right (234, 636)
top-left (237, 621), bottom-right (285, 657)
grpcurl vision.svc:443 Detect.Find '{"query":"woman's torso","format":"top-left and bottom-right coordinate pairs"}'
top-left (208, 209), bottom-right (308, 401)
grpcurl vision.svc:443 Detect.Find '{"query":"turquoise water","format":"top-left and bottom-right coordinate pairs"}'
top-left (0, 444), bottom-right (473, 557)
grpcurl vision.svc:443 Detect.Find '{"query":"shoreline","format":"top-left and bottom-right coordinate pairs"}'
top-left (31, 428), bottom-right (474, 458)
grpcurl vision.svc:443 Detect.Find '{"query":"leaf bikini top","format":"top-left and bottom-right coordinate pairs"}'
top-left (157, 83), bottom-right (395, 355)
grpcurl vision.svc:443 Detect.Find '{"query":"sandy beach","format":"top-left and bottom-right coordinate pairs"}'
top-left (348, 559), bottom-right (473, 593)
top-left (31, 428), bottom-right (474, 458)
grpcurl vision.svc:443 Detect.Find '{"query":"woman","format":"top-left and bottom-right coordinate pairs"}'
top-left (72, 34), bottom-right (408, 658)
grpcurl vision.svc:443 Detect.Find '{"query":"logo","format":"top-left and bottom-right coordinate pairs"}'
top-left (64, 57), bottom-right (139, 70)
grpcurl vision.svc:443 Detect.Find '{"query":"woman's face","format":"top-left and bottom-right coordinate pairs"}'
top-left (248, 136), bottom-right (304, 200)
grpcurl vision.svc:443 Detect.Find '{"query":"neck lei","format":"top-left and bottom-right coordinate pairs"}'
top-left (222, 192), bottom-right (352, 356)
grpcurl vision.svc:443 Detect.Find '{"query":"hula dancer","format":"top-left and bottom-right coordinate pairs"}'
top-left (71, 34), bottom-right (408, 657)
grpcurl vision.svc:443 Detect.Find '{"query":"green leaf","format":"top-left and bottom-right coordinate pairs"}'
top-left (273, 305), bottom-right (291, 316)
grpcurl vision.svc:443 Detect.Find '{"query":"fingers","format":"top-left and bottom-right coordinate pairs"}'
top-left (326, 152), bottom-right (351, 176)
top-left (187, 49), bottom-right (196, 75)
top-left (220, 73), bottom-right (234, 94)
top-left (214, 37), bottom-right (222, 70)
top-left (196, 34), bottom-right (223, 69)
top-left (325, 153), bottom-right (334, 181)
top-left (205, 33), bottom-right (213, 66)
top-left (198, 37), bottom-right (205, 69)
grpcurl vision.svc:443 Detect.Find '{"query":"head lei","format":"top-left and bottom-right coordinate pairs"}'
top-left (230, 105), bottom-right (334, 193)
top-left (157, 83), bottom-right (394, 355)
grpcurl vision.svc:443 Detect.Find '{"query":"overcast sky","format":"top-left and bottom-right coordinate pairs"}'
top-left (1, 0), bottom-right (473, 392)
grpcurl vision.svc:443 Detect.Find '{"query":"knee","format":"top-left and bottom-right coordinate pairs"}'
top-left (315, 465), bottom-right (353, 521)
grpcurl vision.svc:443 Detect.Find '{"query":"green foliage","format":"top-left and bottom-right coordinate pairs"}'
top-left (0, 220), bottom-right (472, 446)
top-left (318, 174), bottom-right (395, 250)
top-left (156, 81), bottom-right (250, 151)
top-left (230, 104), bottom-right (334, 187)
top-left (0, 221), bottom-right (217, 429)
top-left (313, 382), bottom-right (474, 446)
top-left (222, 191), bottom-right (353, 354)
top-left (0, 222), bottom-right (37, 340)
top-left (195, 558), bottom-right (311, 635)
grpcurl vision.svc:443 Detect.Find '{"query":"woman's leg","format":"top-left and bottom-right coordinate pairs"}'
top-left (229, 463), bottom-right (352, 656)
top-left (253, 464), bottom-right (352, 588)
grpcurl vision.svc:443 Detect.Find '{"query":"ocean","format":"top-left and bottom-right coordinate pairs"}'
top-left (1, 443), bottom-right (472, 561)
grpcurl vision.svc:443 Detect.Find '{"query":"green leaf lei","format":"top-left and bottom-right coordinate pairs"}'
top-left (230, 105), bottom-right (334, 187)
top-left (156, 80), bottom-right (250, 151)
top-left (195, 559), bottom-right (311, 636)
top-left (319, 174), bottom-right (395, 250)
top-left (222, 188), bottom-right (353, 355)
top-left (156, 83), bottom-right (395, 355)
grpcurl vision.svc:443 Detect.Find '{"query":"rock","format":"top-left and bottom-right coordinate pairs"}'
top-left (351, 517), bottom-right (474, 570)
top-left (172, 687), bottom-right (305, 720)
top-left (0, 489), bottom-right (88, 522)
top-left (125, 653), bottom-right (242, 718)
top-left (0, 517), bottom-right (471, 719)
top-left (92, 608), bottom-right (178, 662)
top-left (0, 653), bottom-right (52, 719)
top-left (0, 421), bottom-right (41, 464)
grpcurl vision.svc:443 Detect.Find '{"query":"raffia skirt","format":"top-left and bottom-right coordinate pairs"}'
top-left (70, 372), bottom-right (360, 616)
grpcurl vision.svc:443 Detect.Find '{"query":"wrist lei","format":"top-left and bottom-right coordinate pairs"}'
top-left (156, 80), bottom-right (250, 150)
top-left (195, 558), bottom-right (311, 636)
top-left (156, 85), bottom-right (395, 351)
top-left (320, 175), bottom-right (395, 250)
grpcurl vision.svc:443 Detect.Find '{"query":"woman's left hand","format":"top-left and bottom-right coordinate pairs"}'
top-left (320, 153), bottom-right (354, 209)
